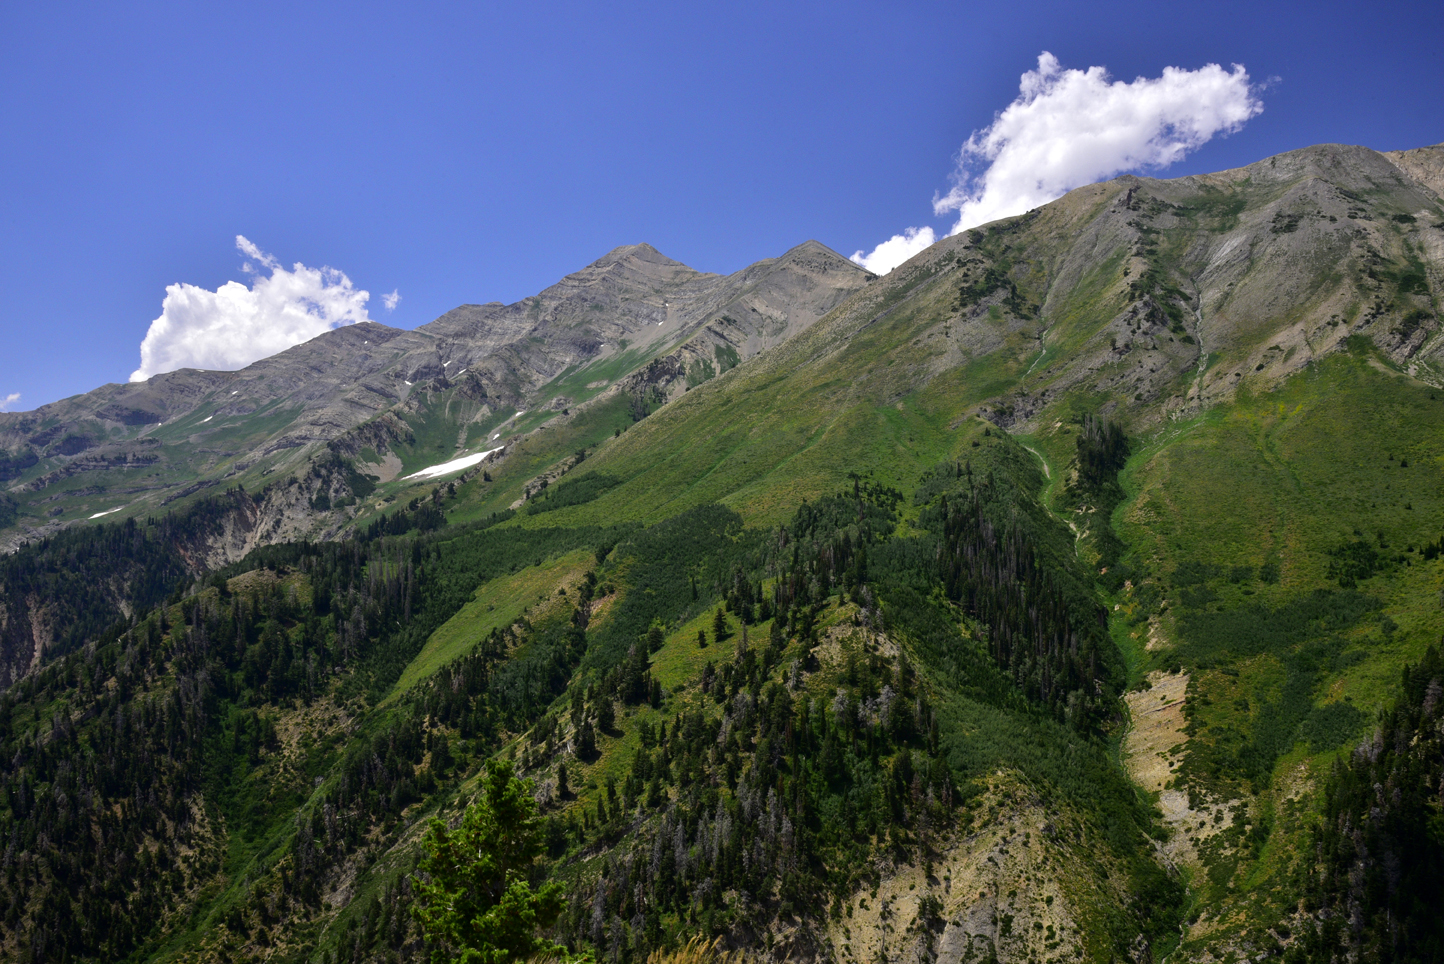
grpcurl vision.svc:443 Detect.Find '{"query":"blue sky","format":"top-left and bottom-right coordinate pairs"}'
top-left (2, 0), bottom-right (1441, 409)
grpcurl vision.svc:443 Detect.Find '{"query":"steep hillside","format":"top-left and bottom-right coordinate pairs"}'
top-left (0, 141), bottom-right (1442, 964)
top-left (571, 142), bottom-right (1443, 515)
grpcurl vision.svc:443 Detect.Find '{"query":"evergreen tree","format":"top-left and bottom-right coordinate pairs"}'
top-left (578, 721), bottom-right (596, 760)
top-left (411, 759), bottom-right (568, 964)
top-left (432, 733), bottom-right (454, 774)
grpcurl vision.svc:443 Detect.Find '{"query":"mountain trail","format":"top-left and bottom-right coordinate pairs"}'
top-left (1017, 440), bottom-right (1082, 548)
top-left (1022, 334), bottom-right (1049, 378)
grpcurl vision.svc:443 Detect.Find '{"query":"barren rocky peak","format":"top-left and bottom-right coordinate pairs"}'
top-left (1383, 141), bottom-right (1444, 198)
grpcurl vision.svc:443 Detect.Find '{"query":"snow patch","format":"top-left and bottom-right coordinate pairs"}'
top-left (402, 446), bottom-right (504, 481)
top-left (201, 415), bottom-right (213, 423)
top-left (89, 506), bottom-right (125, 519)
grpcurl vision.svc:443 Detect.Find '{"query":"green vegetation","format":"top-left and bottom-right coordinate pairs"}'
top-left (0, 501), bottom-right (241, 668)
top-left (526, 473), bottom-right (622, 515)
top-left (0, 433), bottom-right (1185, 962)
top-left (1287, 645), bottom-right (1444, 963)
top-left (389, 548), bottom-right (597, 703)
top-left (0, 449), bottom-right (38, 482)
top-left (412, 759), bottom-right (568, 964)
top-left (2, 142), bottom-right (1444, 963)
top-left (713, 343), bottom-right (740, 372)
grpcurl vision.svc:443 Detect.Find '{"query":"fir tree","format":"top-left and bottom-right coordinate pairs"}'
top-left (411, 759), bottom-right (569, 964)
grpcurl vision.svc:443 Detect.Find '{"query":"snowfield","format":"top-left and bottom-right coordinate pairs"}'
top-left (402, 446), bottom-right (504, 481)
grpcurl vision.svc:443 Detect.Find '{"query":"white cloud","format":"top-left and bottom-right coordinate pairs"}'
top-left (130, 237), bottom-right (372, 382)
top-left (851, 226), bottom-right (936, 275)
top-left (936, 52), bottom-right (1262, 234)
top-left (0, 392), bottom-right (20, 412)
top-left (852, 52), bottom-right (1263, 274)
top-left (236, 235), bottom-right (279, 271)
top-left (382, 289), bottom-right (401, 311)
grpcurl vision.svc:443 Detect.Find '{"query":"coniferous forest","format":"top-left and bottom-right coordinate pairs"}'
top-left (1288, 646), bottom-right (1444, 964)
top-left (0, 423), bottom-right (1201, 963)
top-left (4, 393), bottom-right (1444, 964)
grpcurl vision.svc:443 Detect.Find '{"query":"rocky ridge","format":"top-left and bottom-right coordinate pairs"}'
top-left (0, 240), bottom-right (871, 553)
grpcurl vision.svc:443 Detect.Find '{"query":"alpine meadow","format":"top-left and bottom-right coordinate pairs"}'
top-left (3, 141), bottom-right (1444, 964)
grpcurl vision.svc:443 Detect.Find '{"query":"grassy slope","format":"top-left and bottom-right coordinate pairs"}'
top-left (352, 164), bottom-right (1438, 953)
top-left (384, 548), bottom-right (598, 705)
top-left (498, 257), bottom-right (1020, 533)
top-left (1091, 346), bottom-right (1444, 952)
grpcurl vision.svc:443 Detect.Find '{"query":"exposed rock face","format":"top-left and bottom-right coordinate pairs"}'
top-left (826, 772), bottom-right (1151, 964)
top-left (1384, 143), bottom-right (1444, 198)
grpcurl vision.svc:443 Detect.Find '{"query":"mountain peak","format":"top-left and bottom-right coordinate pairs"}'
top-left (589, 242), bottom-right (684, 270)
top-left (775, 239), bottom-right (870, 272)
top-left (784, 239), bottom-right (840, 258)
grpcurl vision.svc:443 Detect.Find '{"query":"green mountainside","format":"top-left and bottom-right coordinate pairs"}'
top-left (0, 241), bottom-right (871, 688)
top-left (1, 140), bottom-right (1443, 963)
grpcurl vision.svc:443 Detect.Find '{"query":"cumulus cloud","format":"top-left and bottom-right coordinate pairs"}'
top-left (936, 52), bottom-right (1262, 232)
top-left (130, 237), bottom-right (372, 382)
top-left (382, 289), bottom-right (401, 311)
top-left (851, 52), bottom-right (1263, 274)
top-left (0, 393), bottom-right (20, 413)
top-left (851, 226), bottom-right (936, 276)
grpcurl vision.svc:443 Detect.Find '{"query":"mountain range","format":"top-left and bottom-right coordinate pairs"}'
top-left (0, 140), bottom-right (1442, 964)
